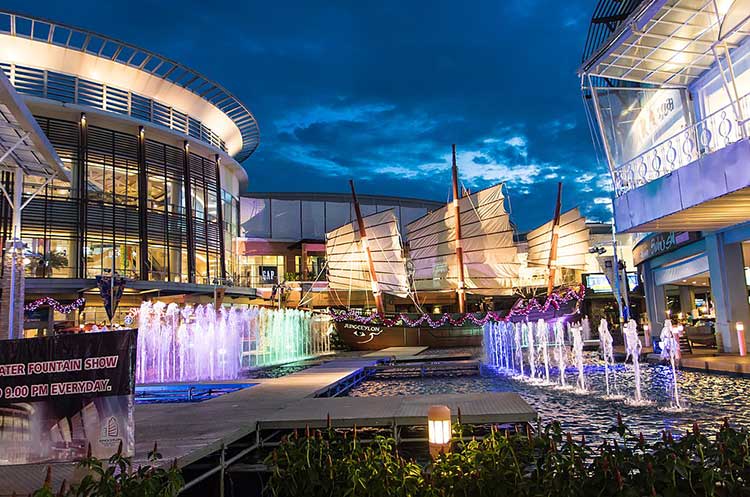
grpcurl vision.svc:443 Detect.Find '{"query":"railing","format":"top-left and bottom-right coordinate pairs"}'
top-left (2, 62), bottom-right (227, 153)
top-left (0, 10), bottom-right (262, 162)
top-left (613, 93), bottom-right (750, 196)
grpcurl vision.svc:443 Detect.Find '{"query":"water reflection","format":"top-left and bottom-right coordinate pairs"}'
top-left (347, 363), bottom-right (750, 442)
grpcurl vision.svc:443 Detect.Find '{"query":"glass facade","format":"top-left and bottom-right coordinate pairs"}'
top-left (0, 114), bottom-right (239, 285)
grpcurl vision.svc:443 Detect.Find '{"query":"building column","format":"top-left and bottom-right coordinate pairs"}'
top-left (214, 155), bottom-right (226, 282)
top-left (136, 127), bottom-right (149, 281)
top-left (706, 232), bottom-right (750, 353)
top-left (182, 141), bottom-right (196, 284)
top-left (0, 240), bottom-right (24, 339)
top-left (641, 260), bottom-right (667, 333)
top-left (679, 285), bottom-right (696, 316)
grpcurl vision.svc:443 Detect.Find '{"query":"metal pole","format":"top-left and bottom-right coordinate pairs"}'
top-left (451, 144), bottom-right (466, 314)
top-left (8, 167), bottom-right (22, 339)
top-left (546, 182), bottom-right (563, 296)
top-left (349, 180), bottom-right (384, 315)
top-left (610, 223), bottom-right (625, 330)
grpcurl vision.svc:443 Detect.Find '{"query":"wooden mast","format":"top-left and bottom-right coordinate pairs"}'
top-left (546, 182), bottom-right (563, 296)
top-left (451, 144), bottom-right (467, 314)
top-left (349, 179), bottom-right (385, 316)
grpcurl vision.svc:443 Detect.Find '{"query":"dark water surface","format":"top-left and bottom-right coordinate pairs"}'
top-left (347, 362), bottom-right (750, 442)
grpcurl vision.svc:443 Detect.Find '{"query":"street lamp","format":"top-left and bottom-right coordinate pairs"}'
top-left (427, 405), bottom-right (452, 458)
top-left (589, 234), bottom-right (630, 330)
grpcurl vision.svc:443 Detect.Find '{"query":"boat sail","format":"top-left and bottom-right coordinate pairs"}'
top-left (525, 189), bottom-right (590, 293)
top-left (325, 203), bottom-right (411, 304)
top-left (406, 152), bottom-right (519, 300)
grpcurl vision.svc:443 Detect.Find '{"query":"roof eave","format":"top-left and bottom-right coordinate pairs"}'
top-left (0, 70), bottom-right (71, 182)
top-left (578, 0), bottom-right (665, 78)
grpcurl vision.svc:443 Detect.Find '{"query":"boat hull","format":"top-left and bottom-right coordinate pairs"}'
top-left (335, 321), bottom-right (483, 351)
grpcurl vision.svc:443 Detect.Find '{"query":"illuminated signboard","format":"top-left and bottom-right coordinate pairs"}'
top-left (632, 231), bottom-right (702, 266)
top-left (585, 273), bottom-right (638, 294)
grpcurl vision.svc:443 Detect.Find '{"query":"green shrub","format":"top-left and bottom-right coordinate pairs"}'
top-left (265, 417), bottom-right (750, 497)
top-left (33, 442), bottom-right (183, 497)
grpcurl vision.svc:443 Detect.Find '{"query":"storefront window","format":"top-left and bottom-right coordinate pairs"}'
top-left (147, 245), bottom-right (168, 281)
top-left (238, 255), bottom-right (285, 287)
top-left (148, 177), bottom-right (166, 211)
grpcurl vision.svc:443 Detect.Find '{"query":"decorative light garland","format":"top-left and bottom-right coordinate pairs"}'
top-left (24, 297), bottom-right (85, 314)
top-left (329, 286), bottom-right (586, 328)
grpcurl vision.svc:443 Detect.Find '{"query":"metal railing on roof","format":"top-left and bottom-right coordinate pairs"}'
top-left (0, 11), bottom-right (260, 162)
top-left (613, 92), bottom-right (750, 196)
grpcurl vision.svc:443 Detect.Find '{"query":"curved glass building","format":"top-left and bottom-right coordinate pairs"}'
top-left (0, 11), bottom-right (259, 329)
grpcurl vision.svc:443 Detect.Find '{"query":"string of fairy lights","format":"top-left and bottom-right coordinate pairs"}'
top-left (328, 286), bottom-right (586, 328)
top-left (24, 297), bottom-right (85, 314)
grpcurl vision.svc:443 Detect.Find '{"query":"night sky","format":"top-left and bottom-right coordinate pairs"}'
top-left (8, 0), bottom-right (613, 230)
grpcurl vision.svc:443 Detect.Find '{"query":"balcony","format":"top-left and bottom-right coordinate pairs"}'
top-left (614, 93), bottom-right (750, 196)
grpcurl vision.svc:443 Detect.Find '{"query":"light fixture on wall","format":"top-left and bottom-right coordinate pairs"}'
top-left (427, 405), bottom-right (452, 459)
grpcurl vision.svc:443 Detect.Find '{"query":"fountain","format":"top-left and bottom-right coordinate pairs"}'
top-left (660, 320), bottom-right (683, 410)
top-left (536, 319), bottom-right (551, 384)
top-left (581, 316), bottom-right (591, 341)
top-left (513, 323), bottom-right (524, 379)
top-left (571, 323), bottom-right (586, 392)
top-left (553, 320), bottom-right (568, 388)
top-left (624, 319), bottom-right (649, 405)
top-left (135, 303), bottom-right (332, 383)
top-left (526, 321), bottom-right (537, 380)
top-left (598, 318), bottom-right (621, 399)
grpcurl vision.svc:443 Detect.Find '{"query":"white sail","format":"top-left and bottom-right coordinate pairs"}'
top-left (526, 207), bottom-right (590, 270)
top-left (407, 183), bottom-right (519, 295)
top-left (325, 209), bottom-right (410, 298)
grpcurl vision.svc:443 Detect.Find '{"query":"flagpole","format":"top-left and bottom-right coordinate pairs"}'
top-left (110, 243), bottom-right (115, 324)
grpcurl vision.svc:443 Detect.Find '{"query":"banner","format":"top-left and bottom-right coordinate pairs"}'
top-left (0, 330), bottom-right (136, 465)
top-left (96, 274), bottom-right (127, 321)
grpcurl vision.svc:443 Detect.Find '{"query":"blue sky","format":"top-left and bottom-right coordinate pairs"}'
top-left (11, 0), bottom-right (613, 230)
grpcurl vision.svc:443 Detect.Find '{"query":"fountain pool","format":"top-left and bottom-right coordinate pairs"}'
top-left (348, 363), bottom-right (750, 442)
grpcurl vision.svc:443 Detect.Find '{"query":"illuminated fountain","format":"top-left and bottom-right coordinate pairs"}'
top-left (599, 318), bottom-right (621, 399)
top-left (660, 320), bottom-right (683, 410)
top-left (536, 319), bottom-right (551, 384)
top-left (553, 320), bottom-right (568, 388)
top-left (624, 319), bottom-right (652, 406)
top-left (135, 303), bottom-right (332, 383)
top-left (570, 323), bottom-right (586, 393)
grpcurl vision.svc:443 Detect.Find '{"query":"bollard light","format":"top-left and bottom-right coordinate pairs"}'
top-left (737, 322), bottom-right (746, 357)
top-left (427, 405), bottom-right (452, 458)
top-left (643, 324), bottom-right (651, 347)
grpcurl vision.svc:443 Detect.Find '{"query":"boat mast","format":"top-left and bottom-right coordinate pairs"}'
top-left (451, 144), bottom-right (467, 314)
top-left (349, 180), bottom-right (385, 316)
top-left (546, 182), bottom-right (563, 295)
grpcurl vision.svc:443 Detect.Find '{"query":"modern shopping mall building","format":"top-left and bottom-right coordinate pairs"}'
top-left (580, 0), bottom-right (750, 352)
top-left (0, 11), bottom-right (259, 332)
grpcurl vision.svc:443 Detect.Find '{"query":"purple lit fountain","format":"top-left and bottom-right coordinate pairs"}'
top-left (135, 303), bottom-right (332, 384)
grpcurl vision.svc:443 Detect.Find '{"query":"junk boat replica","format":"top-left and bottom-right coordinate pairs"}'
top-left (326, 145), bottom-right (589, 350)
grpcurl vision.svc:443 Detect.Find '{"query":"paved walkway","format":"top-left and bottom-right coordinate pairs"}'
top-left (680, 354), bottom-right (750, 375)
top-left (0, 358), bottom-right (376, 495)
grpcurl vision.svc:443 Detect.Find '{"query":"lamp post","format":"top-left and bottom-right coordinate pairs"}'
top-left (427, 405), bottom-right (451, 458)
top-left (590, 231), bottom-right (629, 331)
top-left (737, 322), bottom-right (746, 357)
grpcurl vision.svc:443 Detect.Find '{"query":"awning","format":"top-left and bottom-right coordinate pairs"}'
top-left (0, 69), bottom-right (70, 182)
top-left (581, 0), bottom-right (750, 87)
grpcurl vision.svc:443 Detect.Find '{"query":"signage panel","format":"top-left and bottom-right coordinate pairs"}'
top-left (632, 231), bottom-right (701, 266)
top-left (259, 265), bottom-right (279, 285)
top-left (0, 330), bottom-right (136, 465)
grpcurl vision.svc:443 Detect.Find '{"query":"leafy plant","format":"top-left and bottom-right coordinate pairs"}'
top-left (27, 250), bottom-right (69, 277)
top-left (265, 417), bottom-right (750, 497)
top-left (32, 442), bottom-right (183, 497)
